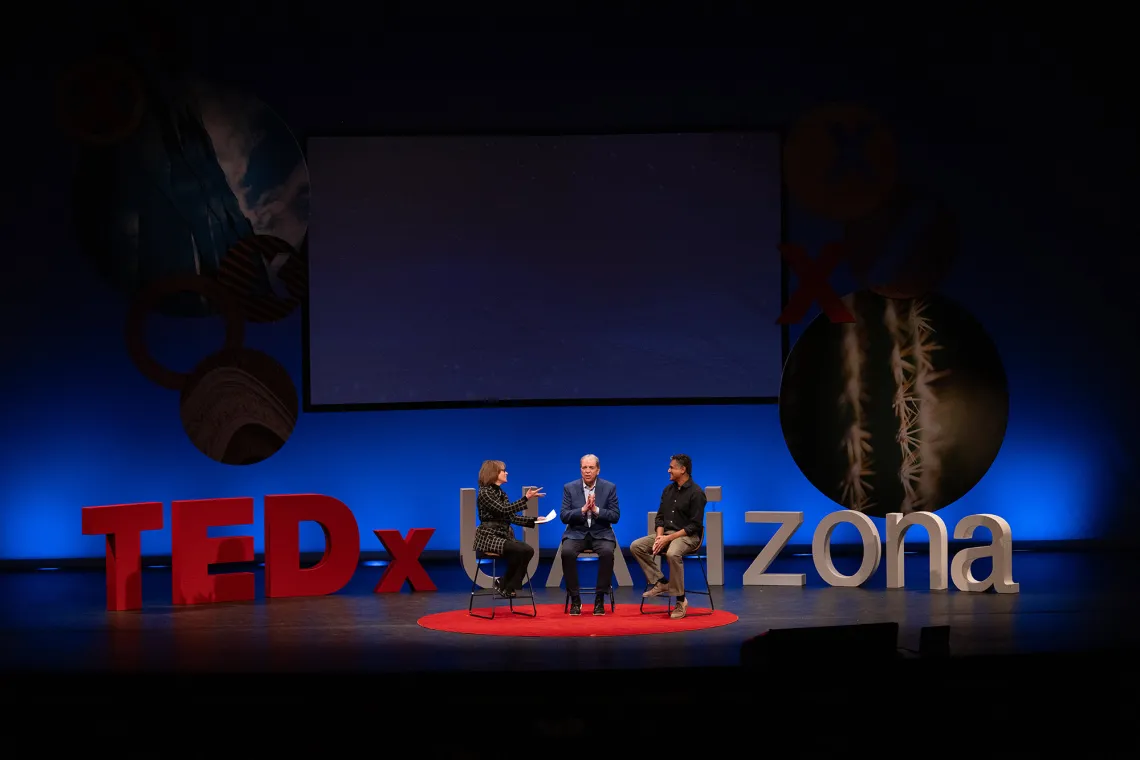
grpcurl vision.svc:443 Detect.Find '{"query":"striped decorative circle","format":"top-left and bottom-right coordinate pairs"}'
top-left (216, 235), bottom-right (307, 324)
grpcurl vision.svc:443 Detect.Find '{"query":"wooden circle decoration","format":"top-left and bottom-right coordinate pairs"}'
top-left (179, 348), bottom-right (298, 466)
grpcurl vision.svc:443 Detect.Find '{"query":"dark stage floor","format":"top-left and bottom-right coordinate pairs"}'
top-left (2, 549), bottom-right (1138, 751)
top-left (2, 550), bottom-right (1135, 673)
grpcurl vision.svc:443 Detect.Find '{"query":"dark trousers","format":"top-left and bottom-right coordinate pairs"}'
top-left (560, 537), bottom-right (616, 597)
top-left (500, 538), bottom-right (534, 592)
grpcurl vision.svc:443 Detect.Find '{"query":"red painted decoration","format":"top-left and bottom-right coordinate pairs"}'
top-left (372, 528), bottom-right (437, 593)
top-left (81, 501), bottom-right (164, 611)
top-left (776, 242), bottom-right (856, 325)
top-left (264, 494), bottom-right (361, 598)
top-left (171, 498), bottom-right (255, 606)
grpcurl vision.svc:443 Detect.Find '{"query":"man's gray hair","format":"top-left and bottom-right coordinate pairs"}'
top-left (580, 454), bottom-right (600, 467)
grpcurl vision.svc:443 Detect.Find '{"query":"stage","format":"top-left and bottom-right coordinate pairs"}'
top-left (2, 549), bottom-right (1137, 749)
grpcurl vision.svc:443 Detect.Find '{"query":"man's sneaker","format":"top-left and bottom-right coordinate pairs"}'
top-left (670, 598), bottom-right (689, 619)
top-left (593, 597), bottom-right (606, 616)
top-left (569, 597), bottom-right (582, 615)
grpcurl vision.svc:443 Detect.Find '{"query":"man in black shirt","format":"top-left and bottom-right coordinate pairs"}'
top-left (629, 454), bottom-right (706, 620)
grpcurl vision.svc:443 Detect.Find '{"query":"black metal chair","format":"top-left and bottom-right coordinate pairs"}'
top-left (561, 548), bottom-right (617, 614)
top-left (639, 543), bottom-right (714, 616)
top-left (468, 551), bottom-right (537, 619)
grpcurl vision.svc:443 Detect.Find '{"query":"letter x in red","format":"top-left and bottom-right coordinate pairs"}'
top-left (372, 528), bottom-right (437, 592)
top-left (776, 242), bottom-right (856, 324)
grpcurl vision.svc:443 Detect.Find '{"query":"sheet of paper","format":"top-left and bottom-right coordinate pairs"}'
top-left (540, 509), bottom-right (556, 523)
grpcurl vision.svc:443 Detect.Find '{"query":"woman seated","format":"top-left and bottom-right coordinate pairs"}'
top-left (474, 460), bottom-right (546, 596)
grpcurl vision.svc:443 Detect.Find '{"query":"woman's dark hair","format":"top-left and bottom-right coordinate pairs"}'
top-left (478, 459), bottom-right (505, 487)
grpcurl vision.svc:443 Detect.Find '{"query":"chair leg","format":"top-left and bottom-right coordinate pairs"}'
top-left (468, 557), bottom-right (498, 620)
top-left (511, 567), bottom-right (538, 617)
top-left (640, 582), bottom-right (671, 615)
top-left (680, 555), bottom-right (714, 616)
top-left (700, 555), bottom-right (714, 612)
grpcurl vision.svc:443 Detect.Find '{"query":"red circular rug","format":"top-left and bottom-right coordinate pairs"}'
top-left (417, 604), bottom-right (738, 637)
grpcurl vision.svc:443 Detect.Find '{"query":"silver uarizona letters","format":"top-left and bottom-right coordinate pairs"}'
top-left (742, 509), bottom-right (1019, 593)
top-left (459, 488), bottom-right (1018, 594)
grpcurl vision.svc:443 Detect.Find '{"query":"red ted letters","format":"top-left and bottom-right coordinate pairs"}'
top-left (265, 494), bottom-right (360, 598)
top-left (81, 501), bottom-right (164, 611)
top-left (172, 497), bottom-right (256, 605)
top-left (80, 494), bottom-right (435, 611)
top-left (373, 528), bottom-right (437, 592)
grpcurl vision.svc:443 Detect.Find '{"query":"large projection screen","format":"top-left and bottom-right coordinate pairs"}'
top-left (304, 131), bottom-right (785, 410)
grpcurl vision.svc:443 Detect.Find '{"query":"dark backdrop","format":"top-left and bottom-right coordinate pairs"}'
top-left (0, 6), bottom-right (1134, 561)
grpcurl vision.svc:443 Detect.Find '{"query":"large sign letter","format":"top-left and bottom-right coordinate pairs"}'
top-left (522, 486), bottom-right (542, 579)
top-left (264, 494), bottom-right (361, 598)
top-left (885, 512), bottom-right (948, 590)
top-left (742, 511), bottom-right (806, 586)
top-left (641, 506), bottom-right (723, 583)
top-left (704, 486), bottom-right (724, 586)
top-left (172, 497), bottom-right (255, 605)
top-left (460, 487), bottom-right (545, 586)
top-left (459, 488), bottom-right (490, 587)
top-left (81, 502), bottom-right (163, 611)
top-left (372, 528), bottom-right (436, 592)
top-left (813, 510), bottom-right (881, 587)
top-left (950, 514), bottom-right (1019, 594)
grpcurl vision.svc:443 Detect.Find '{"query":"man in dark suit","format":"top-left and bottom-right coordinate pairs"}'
top-left (559, 454), bottom-right (620, 616)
